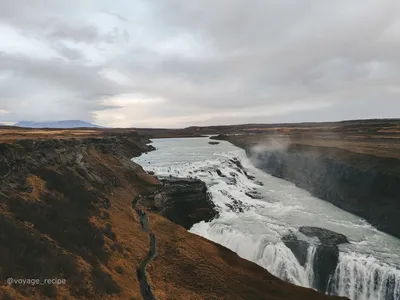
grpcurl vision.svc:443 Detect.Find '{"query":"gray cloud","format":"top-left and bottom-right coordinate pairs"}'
top-left (0, 52), bottom-right (129, 97)
top-left (48, 24), bottom-right (100, 41)
top-left (0, 0), bottom-right (399, 127)
top-left (50, 42), bottom-right (85, 61)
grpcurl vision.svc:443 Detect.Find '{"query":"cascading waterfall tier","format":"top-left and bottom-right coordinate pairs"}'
top-left (329, 252), bottom-right (400, 300)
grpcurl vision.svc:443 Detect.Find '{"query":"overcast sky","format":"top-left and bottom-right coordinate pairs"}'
top-left (0, 1), bottom-right (399, 128)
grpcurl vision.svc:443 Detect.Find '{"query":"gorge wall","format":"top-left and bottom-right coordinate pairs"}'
top-left (215, 135), bottom-right (400, 239)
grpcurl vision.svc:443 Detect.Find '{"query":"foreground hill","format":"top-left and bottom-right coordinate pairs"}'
top-left (0, 128), bottom-right (343, 299)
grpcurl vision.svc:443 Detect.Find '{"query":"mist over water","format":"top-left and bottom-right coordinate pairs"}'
top-left (134, 137), bottom-right (400, 300)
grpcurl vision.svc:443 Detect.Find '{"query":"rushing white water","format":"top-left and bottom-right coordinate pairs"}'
top-left (134, 137), bottom-right (400, 300)
top-left (329, 253), bottom-right (400, 300)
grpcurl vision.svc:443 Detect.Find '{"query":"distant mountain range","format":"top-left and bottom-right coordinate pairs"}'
top-left (14, 120), bottom-right (100, 128)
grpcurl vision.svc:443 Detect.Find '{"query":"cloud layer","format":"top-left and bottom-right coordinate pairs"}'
top-left (0, 0), bottom-right (399, 127)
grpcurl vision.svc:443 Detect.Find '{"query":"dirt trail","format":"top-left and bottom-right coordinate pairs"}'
top-left (132, 197), bottom-right (157, 300)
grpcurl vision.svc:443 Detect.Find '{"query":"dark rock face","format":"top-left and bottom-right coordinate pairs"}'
top-left (216, 169), bottom-right (237, 185)
top-left (249, 146), bottom-right (400, 239)
top-left (245, 190), bottom-right (263, 199)
top-left (219, 190), bottom-right (256, 213)
top-left (299, 227), bottom-right (349, 293)
top-left (282, 227), bottom-right (349, 293)
top-left (216, 169), bottom-right (225, 177)
top-left (282, 232), bottom-right (309, 266)
top-left (229, 158), bottom-right (256, 180)
top-left (299, 227), bottom-right (349, 245)
top-left (146, 177), bottom-right (218, 229)
top-left (313, 244), bottom-right (340, 293)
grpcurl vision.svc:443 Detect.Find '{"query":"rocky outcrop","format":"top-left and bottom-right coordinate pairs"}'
top-left (282, 232), bottom-right (310, 266)
top-left (282, 227), bottom-right (349, 293)
top-left (0, 135), bottom-right (152, 179)
top-left (141, 177), bottom-right (218, 229)
top-left (245, 190), bottom-right (263, 199)
top-left (299, 227), bottom-right (349, 245)
top-left (220, 189), bottom-right (257, 213)
top-left (229, 158), bottom-right (251, 178)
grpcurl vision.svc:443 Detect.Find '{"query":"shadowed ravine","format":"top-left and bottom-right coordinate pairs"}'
top-left (132, 197), bottom-right (157, 300)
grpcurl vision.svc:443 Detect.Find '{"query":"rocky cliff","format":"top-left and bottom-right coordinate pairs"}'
top-left (0, 133), bottom-right (155, 299)
top-left (142, 177), bottom-right (218, 229)
top-left (282, 227), bottom-right (349, 292)
top-left (0, 129), bottom-right (344, 300)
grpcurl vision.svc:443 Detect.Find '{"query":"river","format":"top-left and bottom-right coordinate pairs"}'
top-left (133, 137), bottom-right (400, 300)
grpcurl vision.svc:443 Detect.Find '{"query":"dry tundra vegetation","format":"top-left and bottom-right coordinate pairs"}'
top-left (0, 125), bottom-right (345, 299)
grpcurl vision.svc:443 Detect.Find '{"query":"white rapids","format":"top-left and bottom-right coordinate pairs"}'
top-left (134, 137), bottom-right (400, 300)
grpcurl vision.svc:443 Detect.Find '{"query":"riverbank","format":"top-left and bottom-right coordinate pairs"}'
top-left (0, 128), bottom-right (343, 299)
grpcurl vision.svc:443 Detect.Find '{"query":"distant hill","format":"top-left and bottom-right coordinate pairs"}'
top-left (14, 120), bottom-right (100, 129)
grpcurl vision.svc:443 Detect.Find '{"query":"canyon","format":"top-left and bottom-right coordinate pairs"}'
top-left (0, 127), bottom-right (342, 299)
top-left (137, 132), bottom-right (400, 300)
top-left (211, 120), bottom-right (400, 239)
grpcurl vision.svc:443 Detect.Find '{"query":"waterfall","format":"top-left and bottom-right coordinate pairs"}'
top-left (193, 219), bottom-right (400, 300)
top-left (135, 137), bottom-right (400, 300)
top-left (191, 221), bottom-right (316, 288)
top-left (328, 252), bottom-right (400, 300)
top-left (306, 245), bottom-right (317, 288)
